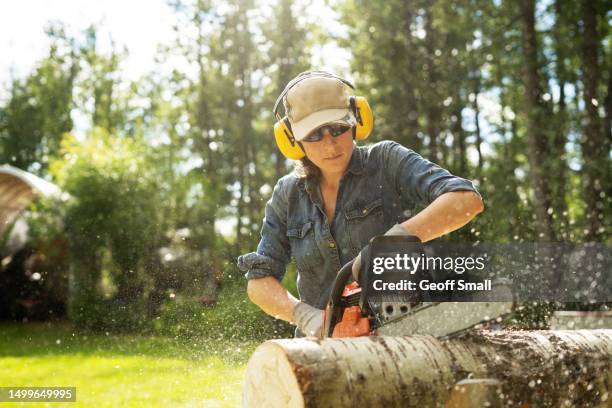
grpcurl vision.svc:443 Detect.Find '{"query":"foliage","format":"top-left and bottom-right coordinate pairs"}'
top-left (153, 279), bottom-right (293, 341)
top-left (47, 129), bottom-right (162, 328)
top-left (0, 23), bottom-right (78, 175)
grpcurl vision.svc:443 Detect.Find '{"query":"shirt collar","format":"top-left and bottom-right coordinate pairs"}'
top-left (346, 145), bottom-right (365, 176)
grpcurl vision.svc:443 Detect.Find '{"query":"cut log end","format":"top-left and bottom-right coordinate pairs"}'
top-left (243, 342), bottom-right (305, 408)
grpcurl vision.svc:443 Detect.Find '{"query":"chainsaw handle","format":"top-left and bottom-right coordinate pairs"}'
top-left (324, 259), bottom-right (355, 338)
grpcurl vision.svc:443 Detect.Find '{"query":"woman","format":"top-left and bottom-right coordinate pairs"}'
top-left (237, 71), bottom-right (484, 338)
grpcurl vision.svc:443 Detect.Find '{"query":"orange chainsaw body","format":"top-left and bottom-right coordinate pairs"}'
top-left (325, 281), bottom-right (372, 337)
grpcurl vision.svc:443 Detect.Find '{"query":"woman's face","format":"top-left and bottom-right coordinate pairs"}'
top-left (300, 126), bottom-right (354, 178)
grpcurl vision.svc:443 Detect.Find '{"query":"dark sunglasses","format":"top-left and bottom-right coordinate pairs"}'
top-left (301, 124), bottom-right (351, 142)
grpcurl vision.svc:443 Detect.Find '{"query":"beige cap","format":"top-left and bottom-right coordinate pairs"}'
top-left (284, 76), bottom-right (353, 141)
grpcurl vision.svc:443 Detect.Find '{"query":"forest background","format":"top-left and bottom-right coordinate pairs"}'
top-left (0, 0), bottom-right (610, 339)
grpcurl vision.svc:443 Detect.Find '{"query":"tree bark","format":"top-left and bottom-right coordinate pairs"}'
top-left (382, 4), bottom-right (421, 152)
top-left (605, 62), bottom-right (612, 159)
top-left (243, 330), bottom-right (612, 408)
top-left (580, 0), bottom-right (606, 241)
top-left (519, 0), bottom-right (556, 243)
top-left (472, 78), bottom-right (483, 177)
top-left (235, 149), bottom-right (246, 254)
top-left (452, 102), bottom-right (466, 176)
top-left (424, 1), bottom-right (441, 163)
top-left (551, 0), bottom-right (569, 237)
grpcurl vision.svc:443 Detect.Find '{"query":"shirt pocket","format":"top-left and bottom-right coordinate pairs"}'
top-left (286, 221), bottom-right (324, 274)
top-left (345, 198), bottom-right (386, 251)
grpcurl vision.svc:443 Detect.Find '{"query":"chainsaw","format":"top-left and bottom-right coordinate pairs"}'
top-left (323, 236), bottom-right (516, 339)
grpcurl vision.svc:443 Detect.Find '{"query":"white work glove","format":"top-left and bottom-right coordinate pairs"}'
top-left (352, 224), bottom-right (417, 281)
top-left (292, 301), bottom-right (325, 338)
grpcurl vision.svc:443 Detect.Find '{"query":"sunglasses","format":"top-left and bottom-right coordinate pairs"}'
top-left (301, 124), bottom-right (351, 142)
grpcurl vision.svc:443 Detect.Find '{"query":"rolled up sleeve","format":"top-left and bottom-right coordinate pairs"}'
top-left (237, 178), bottom-right (291, 281)
top-left (383, 141), bottom-right (480, 207)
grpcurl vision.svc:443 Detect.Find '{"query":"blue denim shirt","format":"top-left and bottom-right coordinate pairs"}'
top-left (237, 140), bottom-right (480, 310)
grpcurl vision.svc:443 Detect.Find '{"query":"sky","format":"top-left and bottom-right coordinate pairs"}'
top-left (0, 0), bottom-right (350, 93)
top-left (0, 0), bottom-right (177, 89)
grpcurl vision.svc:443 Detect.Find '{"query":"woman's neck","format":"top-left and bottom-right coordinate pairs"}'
top-left (320, 171), bottom-right (343, 190)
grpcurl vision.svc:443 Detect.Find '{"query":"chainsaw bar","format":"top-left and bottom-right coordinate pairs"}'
top-left (374, 281), bottom-right (515, 339)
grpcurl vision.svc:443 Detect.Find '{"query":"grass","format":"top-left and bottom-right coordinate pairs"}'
top-left (0, 321), bottom-right (260, 407)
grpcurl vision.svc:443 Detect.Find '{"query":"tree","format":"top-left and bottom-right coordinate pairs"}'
top-left (518, 0), bottom-right (557, 242)
top-left (339, 0), bottom-right (424, 151)
top-left (0, 23), bottom-right (78, 175)
top-left (77, 26), bottom-right (129, 134)
top-left (261, 0), bottom-right (311, 180)
top-left (579, 0), bottom-right (608, 241)
top-left (50, 130), bottom-right (161, 328)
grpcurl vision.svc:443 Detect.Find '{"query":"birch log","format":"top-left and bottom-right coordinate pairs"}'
top-left (243, 330), bottom-right (612, 408)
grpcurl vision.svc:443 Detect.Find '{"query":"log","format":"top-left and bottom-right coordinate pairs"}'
top-left (243, 330), bottom-right (612, 408)
top-left (446, 378), bottom-right (503, 407)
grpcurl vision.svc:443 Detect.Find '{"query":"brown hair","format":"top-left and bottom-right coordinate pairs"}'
top-left (293, 156), bottom-right (321, 183)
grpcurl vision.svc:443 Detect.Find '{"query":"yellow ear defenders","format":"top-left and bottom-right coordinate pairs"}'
top-left (273, 71), bottom-right (374, 160)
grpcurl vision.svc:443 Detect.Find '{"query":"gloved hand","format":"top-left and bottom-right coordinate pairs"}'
top-left (352, 223), bottom-right (419, 281)
top-left (292, 301), bottom-right (325, 338)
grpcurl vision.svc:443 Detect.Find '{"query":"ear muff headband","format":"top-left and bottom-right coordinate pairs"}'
top-left (273, 72), bottom-right (374, 160)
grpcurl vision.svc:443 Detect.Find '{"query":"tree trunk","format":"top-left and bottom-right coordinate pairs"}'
top-left (551, 0), bottom-right (569, 237)
top-left (194, 7), bottom-right (219, 261)
top-left (452, 102), bottom-right (466, 176)
top-left (388, 4), bottom-right (421, 152)
top-left (235, 153), bottom-right (246, 254)
top-left (580, 0), bottom-right (606, 241)
top-left (605, 63), bottom-right (612, 159)
top-left (243, 330), bottom-right (612, 408)
top-left (519, 0), bottom-right (556, 242)
top-left (472, 79), bottom-right (483, 177)
top-left (604, 66), bottom-right (612, 237)
top-left (424, 1), bottom-right (440, 163)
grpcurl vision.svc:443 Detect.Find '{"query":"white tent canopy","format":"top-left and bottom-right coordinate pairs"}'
top-left (0, 164), bottom-right (61, 255)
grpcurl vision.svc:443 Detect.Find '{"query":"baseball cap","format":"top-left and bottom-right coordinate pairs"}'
top-left (283, 75), bottom-right (354, 141)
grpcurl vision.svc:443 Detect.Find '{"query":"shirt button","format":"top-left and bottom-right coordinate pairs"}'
top-left (329, 242), bottom-right (336, 248)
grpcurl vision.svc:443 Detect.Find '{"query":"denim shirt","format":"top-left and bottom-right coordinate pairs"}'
top-left (237, 140), bottom-right (480, 310)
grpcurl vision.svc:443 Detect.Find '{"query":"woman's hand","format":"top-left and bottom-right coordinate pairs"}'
top-left (292, 302), bottom-right (325, 338)
top-left (247, 277), bottom-right (324, 338)
top-left (351, 223), bottom-right (419, 281)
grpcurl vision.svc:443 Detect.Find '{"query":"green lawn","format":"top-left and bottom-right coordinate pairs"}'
top-left (0, 321), bottom-right (259, 407)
